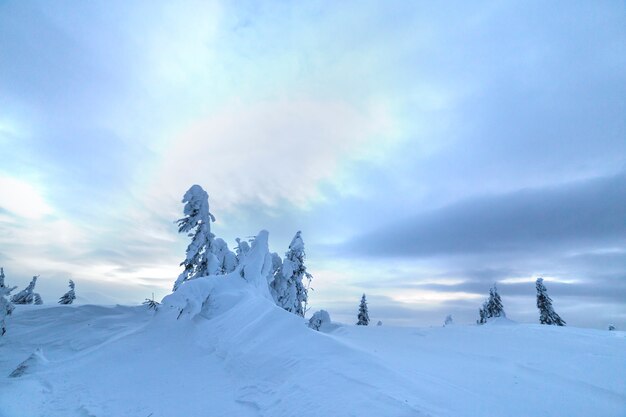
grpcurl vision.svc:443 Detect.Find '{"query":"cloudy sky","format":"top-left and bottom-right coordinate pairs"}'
top-left (1, 1), bottom-right (624, 328)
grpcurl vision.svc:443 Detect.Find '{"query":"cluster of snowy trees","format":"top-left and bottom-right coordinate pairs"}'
top-left (173, 185), bottom-right (313, 317)
top-left (476, 279), bottom-right (566, 326)
top-left (0, 268), bottom-right (77, 336)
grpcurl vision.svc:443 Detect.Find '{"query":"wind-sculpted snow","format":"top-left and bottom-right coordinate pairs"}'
top-left (0, 273), bottom-right (624, 416)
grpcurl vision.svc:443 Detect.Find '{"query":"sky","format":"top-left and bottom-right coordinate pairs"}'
top-left (0, 0), bottom-right (625, 329)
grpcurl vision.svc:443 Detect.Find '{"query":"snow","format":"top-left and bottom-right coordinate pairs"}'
top-left (1, 284), bottom-right (624, 417)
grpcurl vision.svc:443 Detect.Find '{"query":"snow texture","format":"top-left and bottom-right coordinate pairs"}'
top-left (0, 296), bottom-right (624, 417)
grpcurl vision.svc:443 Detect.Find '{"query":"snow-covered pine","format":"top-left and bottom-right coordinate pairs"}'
top-left (477, 284), bottom-right (505, 324)
top-left (357, 294), bottom-right (370, 326)
top-left (444, 315), bottom-right (454, 326)
top-left (377, 320), bottom-right (383, 326)
top-left (58, 280), bottom-right (76, 305)
top-left (274, 231), bottom-right (312, 317)
top-left (0, 267), bottom-right (17, 336)
top-left (608, 324), bottom-right (616, 331)
top-left (536, 278), bottom-right (565, 326)
top-left (477, 302), bottom-right (488, 325)
top-left (488, 284), bottom-right (505, 318)
top-left (173, 185), bottom-right (219, 291)
top-left (11, 276), bottom-right (41, 305)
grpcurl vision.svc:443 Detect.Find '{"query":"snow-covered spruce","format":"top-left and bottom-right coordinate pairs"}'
top-left (172, 185), bottom-right (237, 291)
top-left (58, 280), bottom-right (76, 305)
top-left (608, 324), bottom-right (616, 331)
top-left (11, 276), bottom-right (43, 305)
top-left (357, 294), bottom-right (370, 326)
top-left (478, 283), bottom-right (505, 324)
top-left (271, 231), bottom-right (312, 317)
top-left (536, 278), bottom-right (565, 326)
top-left (444, 315), bottom-right (454, 326)
top-left (308, 310), bottom-right (331, 331)
top-left (0, 267), bottom-right (17, 336)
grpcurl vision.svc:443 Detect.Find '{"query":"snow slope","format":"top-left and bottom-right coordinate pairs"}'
top-left (0, 278), bottom-right (624, 417)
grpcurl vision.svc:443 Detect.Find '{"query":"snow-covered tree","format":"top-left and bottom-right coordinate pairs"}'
top-left (357, 294), bottom-right (370, 326)
top-left (273, 231), bottom-right (312, 317)
top-left (1, 268), bottom-right (17, 336)
top-left (477, 283), bottom-right (505, 324)
top-left (213, 238), bottom-right (238, 274)
top-left (608, 324), bottom-right (616, 331)
top-left (235, 238), bottom-right (251, 263)
top-left (173, 185), bottom-right (219, 291)
top-left (11, 276), bottom-right (43, 305)
top-left (308, 309), bottom-right (331, 331)
top-left (267, 252), bottom-right (284, 303)
top-left (58, 280), bottom-right (76, 305)
top-left (377, 320), bottom-right (383, 326)
top-left (536, 278), bottom-right (565, 326)
top-left (444, 314), bottom-right (454, 326)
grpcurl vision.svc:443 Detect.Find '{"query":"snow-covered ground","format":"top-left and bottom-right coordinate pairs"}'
top-left (1, 277), bottom-right (624, 417)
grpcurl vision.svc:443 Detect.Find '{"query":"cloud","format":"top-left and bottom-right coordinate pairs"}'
top-left (146, 98), bottom-right (393, 213)
top-left (343, 172), bottom-right (626, 258)
top-left (0, 176), bottom-right (54, 219)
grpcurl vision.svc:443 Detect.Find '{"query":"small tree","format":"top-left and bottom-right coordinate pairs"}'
top-left (11, 276), bottom-right (43, 305)
top-left (173, 185), bottom-right (219, 291)
top-left (1, 268), bottom-right (17, 336)
top-left (274, 231), bottom-right (313, 317)
top-left (58, 280), bottom-right (76, 305)
top-left (308, 310), bottom-right (331, 331)
top-left (536, 278), bottom-right (565, 326)
top-left (357, 294), bottom-right (370, 326)
top-left (608, 324), bottom-right (616, 331)
top-left (444, 314), bottom-right (454, 326)
top-left (477, 283), bottom-right (505, 324)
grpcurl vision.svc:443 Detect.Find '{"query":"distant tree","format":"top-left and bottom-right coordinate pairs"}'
top-left (477, 283), bottom-right (505, 324)
top-left (33, 293), bottom-right (43, 305)
top-left (274, 231), bottom-right (313, 317)
top-left (11, 276), bottom-right (43, 305)
top-left (536, 278), bottom-right (565, 326)
top-left (377, 320), bottom-right (383, 326)
top-left (58, 280), bottom-right (76, 305)
top-left (0, 268), bottom-right (17, 336)
top-left (608, 324), bottom-right (616, 331)
top-left (444, 314), bottom-right (454, 326)
top-left (143, 293), bottom-right (160, 311)
top-left (477, 302), bottom-right (488, 325)
top-left (357, 294), bottom-right (370, 326)
top-left (173, 185), bottom-right (219, 291)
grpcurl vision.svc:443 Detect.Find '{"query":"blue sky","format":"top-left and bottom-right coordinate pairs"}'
top-left (1, 1), bottom-right (625, 328)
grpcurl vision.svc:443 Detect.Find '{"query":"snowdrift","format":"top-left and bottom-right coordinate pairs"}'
top-left (1, 233), bottom-right (624, 417)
